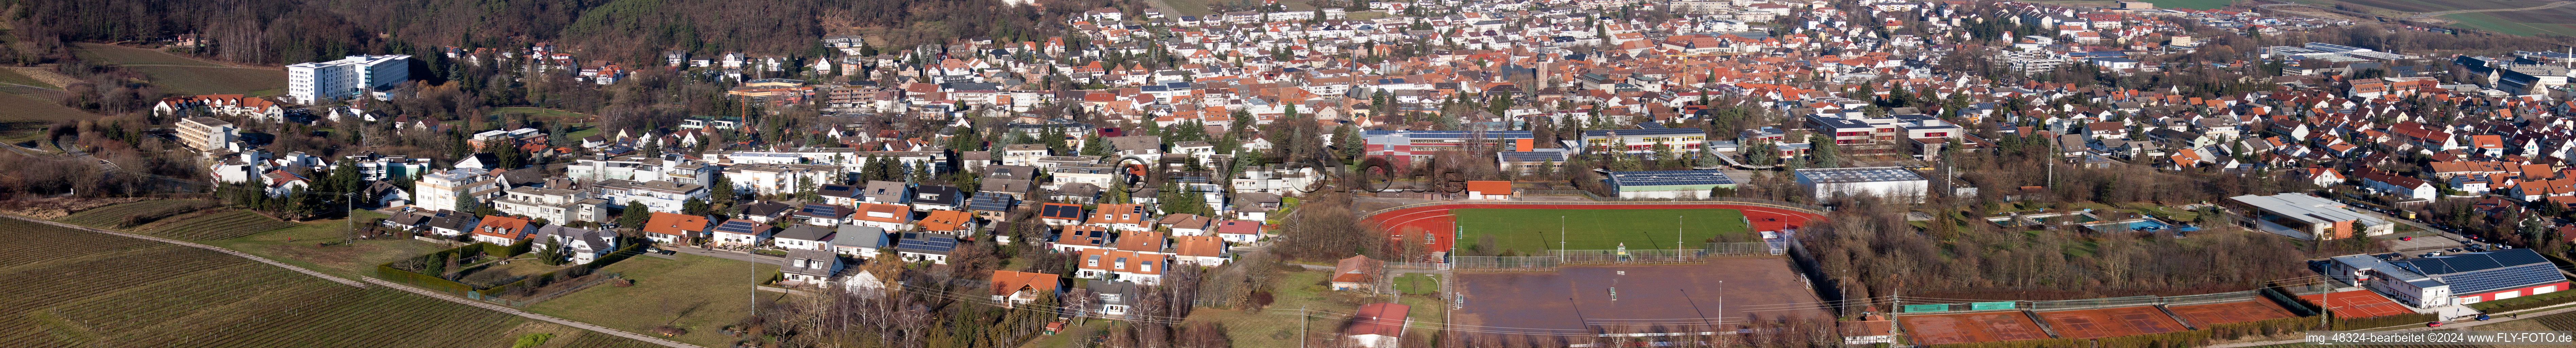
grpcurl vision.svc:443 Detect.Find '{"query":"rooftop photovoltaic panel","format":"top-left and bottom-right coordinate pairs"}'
top-left (1497, 151), bottom-right (1569, 162)
top-left (1795, 167), bottom-right (1925, 184)
top-left (1607, 170), bottom-right (1735, 186)
top-left (714, 220), bottom-right (769, 234)
top-left (2437, 264), bottom-right (2564, 295)
top-left (2402, 248), bottom-right (2547, 275)
top-left (1582, 127), bottom-right (1707, 138)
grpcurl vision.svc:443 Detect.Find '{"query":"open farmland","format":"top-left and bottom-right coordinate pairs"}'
top-left (56, 199), bottom-right (216, 228)
top-left (72, 43), bottom-right (224, 67)
top-left (1451, 208), bottom-right (1751, 253)
top-left (129, 66), bottom-right (289, 96)
top-left (137, 209), bottom-right (298, 240)
top-left (2337, 0), bottom-right (2547, 14)
top-left (0, 92), bottom-right (101, 122)
top-left (2447, 8), bottom-right (2576, 38)
top-left (530, 254), bottom-right (767, 348)
top-left (0, 218), bottom-right (645, 347)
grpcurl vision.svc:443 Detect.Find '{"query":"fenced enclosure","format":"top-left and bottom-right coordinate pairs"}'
top-left (1444, 242), bottom-right (1785, 270)
top-left (1894, 290), bottom-right (2268, 313)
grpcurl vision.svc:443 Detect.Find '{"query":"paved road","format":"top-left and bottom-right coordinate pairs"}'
top-left (2, 214), bottom-right (369, 287)
top-left (2208, 302), bottom-right (2576, 347)
top-left (364, 277), bottom-right (707, 348)
top-left (5, 214), bottom-right (711, 348)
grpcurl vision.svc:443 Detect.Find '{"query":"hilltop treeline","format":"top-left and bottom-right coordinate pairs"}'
top-left (6, 0), bottom-right (1124, 66)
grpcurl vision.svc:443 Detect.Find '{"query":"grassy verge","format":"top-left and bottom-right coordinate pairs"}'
top-left (529, 254), bottom-right (770, 348)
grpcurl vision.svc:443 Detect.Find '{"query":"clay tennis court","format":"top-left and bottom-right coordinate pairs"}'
top-left (1897, 311), bottom-right (2052, 345)
top-left (1450, 258), bottom-right (1832, 345)
top-left (2300, 290), bottom-right (2416, 318)
top-left (2167, 300), bottom-right (2300, 326)
top-left (2035, 306), bottom-right (2190, 339)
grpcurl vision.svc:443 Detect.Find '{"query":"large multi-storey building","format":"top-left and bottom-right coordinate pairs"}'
top-left (416, 168), bottom-right (504, 212)
top-left (175, 117), bottom-right (237, 151)
top-left (286, 54), bottom-right (412, 104)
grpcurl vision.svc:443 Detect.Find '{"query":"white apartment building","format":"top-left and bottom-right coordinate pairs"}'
top-left (415, 168), bottom-right (504, 212)
top-left (608, 180), bottom-right (709, 214)
top-left (492, 186), bottom-right (605, 223)
top-left (176, 117), bottom-right (237, 152)
top-left (286, 54), bottom-right (412, 104)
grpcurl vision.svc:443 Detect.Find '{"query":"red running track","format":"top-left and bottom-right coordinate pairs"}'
top-left (1361, 202), bottom-right (1826, 253)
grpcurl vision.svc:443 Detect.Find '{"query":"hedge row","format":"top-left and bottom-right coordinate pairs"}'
top-left (584, 241), bottom-right (647, 269)
top-left (2469, 289), bottom-right (2576, 313)
top-left (2202, 316), bottom-right (2320, 341)
top-left (378, 264), bottom-right (473, 293)
top-left (482, 239), bottom-right (533, 258)
top-left (2332, 312), bottom-right (2436, 330)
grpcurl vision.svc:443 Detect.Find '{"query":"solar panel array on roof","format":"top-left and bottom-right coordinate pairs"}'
top-left (967, 193), bottom-right (1016, 211)
top-left (897, 233), bottom-right (960, 253)
top-left (2399, 249), bottom-right (2566, 295)
top-left (713, 220), bottom-right (771, 234)
top-left (1795, 167), bottom-right (1925, 184)
top-left (1582, 127), bottom-right (1707, 138)
top-left (1041, 204), bottom-right (1084, 219)
top-left (1497, 151), bottom-right (1570, 162)
top-left (1607, 170), bottom-right (1735, 187)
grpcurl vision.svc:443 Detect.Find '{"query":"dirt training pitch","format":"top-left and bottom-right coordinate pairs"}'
top-left (1897, 311), bottom-right (2052, 345)
top-left (2167, 300), bottom-right (2299, 326)
top-left (1450, 258), bottom-right (1831, 345)
top-left (2035, 306), bottom-right (2189, 339)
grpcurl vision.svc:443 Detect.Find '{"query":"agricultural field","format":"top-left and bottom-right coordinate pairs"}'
top-left (2445, 8), bottom-right (2576, 38)
top-left (0, 92), bottom-right (102, 122)
top-left (2336, 0), bottom-right (2548, 14)
top-left (529, 253), bottom-right (771, 348)
top-left (0, 218), bottom-right (648, 347)
top-left (137, 209), bottom-right (297, 240)
top-left (72, 43), bottom-right (223, 67)
top-left (127, 66), bottom-right (289, 96)
top-left (0, 69), bottom-right (53, 88)
top-left (55, 199), bottom-right (216, 228)
top-left (1451, 208), bottom-right (1751, 253)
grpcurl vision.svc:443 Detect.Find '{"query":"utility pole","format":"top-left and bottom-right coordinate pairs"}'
top-left (1300, 304), bottom-right (1309, 348)
top-left (1678, 215), bottom-right (1686, 255)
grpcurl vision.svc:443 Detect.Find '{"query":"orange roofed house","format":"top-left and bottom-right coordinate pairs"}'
top-left (1076, 249), bottom-right (1169, 285)
top-left (641, 212), bottom-right (712, 244)
top-left (468, 215), bottom-right (536, 245)
top-left (989, 271), bottom-right (1062, 308)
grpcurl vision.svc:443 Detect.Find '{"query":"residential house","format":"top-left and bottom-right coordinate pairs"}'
top-left (830, 225), bottom-right (892, 259)
top-left (851, 203), bottom-right (917, 231)
top-left (781, 249), bottom-right (844, 284)
top-left (712, 220), bottom-right (777, 248)
top-left (1173, 236), bottom-right (1229, 266)
top-left (1089, 203), bottom-right (1153, 231)
top-left (640, 212), bottom-right (712, 244)
top-left (894, 232), bottom-right (960, 264)
top-left (468, 215), bottom-right (537, 246)
top-left (534, 225), bottom-right (614, 264)
top-left (989, 271), bottom-right (1063, 308)
top-left (1039, 203), bottom-right (1087, 225)
top-left (774, 225), bottom-right (837, 250)
top-left (1214, 220), bottom-right (1263, 243)
top-left (1075, 249), bottom-right (1169, 285)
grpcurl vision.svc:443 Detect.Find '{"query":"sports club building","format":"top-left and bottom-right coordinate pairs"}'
top-left (2326, 248), bottom-right (2569, 308)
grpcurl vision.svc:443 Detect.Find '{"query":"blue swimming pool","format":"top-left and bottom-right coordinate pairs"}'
top-left (2122, 220), bottom-right (2171, 231)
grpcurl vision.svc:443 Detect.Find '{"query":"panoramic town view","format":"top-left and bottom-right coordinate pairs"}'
top-left (13, 0), bottom-right (2576, 346)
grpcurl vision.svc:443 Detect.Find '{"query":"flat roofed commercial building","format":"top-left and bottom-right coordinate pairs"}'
top-left (2225, 193), bottom-right (2393, 240)
top-left (1604, 170), bottom-right (1736, 199)
top-left (1794, 167), bottom-right (1927, 203)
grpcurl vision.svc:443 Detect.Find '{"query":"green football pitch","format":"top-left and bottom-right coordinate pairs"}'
top-left (1450, 208), bottom-right (1751, 254)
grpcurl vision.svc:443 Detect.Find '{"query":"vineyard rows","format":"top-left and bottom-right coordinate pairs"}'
top-left (55, 199), bottom-right (213, 228)
top-left (140, 209), bottom-right (296, 240)
top-left (0, 217), bottom-right (659, 347)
